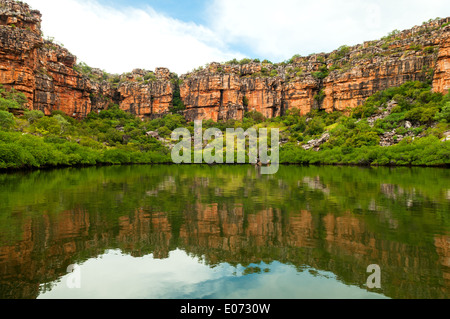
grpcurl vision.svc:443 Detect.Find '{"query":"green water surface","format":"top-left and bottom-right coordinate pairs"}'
top-left (0, 165), bottom-right (448, 299)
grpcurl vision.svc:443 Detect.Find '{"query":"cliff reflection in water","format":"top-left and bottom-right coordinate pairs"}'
top-left (0, 165), bottom-right (448, 299)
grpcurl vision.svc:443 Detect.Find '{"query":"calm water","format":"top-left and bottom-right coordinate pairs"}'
top-left (0, 165), bottom-right (448, 299)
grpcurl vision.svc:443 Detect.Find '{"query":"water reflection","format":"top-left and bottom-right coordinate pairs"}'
top-left (38, 249), bottom-right (386, 299)
top-left (0, 165), bottom-right (448, 299)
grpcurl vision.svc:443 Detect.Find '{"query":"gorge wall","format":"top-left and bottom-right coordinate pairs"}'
top-left (181, 19), bottom-right (450, 121)
top-left (0, 0), bottom-right (174, 119)
top-left (1, 0), bottom-right (450, 121)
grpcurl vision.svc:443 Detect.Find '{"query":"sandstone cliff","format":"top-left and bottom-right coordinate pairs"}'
top-left (1, 0), bottom-right (450, 121)
top-left (0, 0), bottom-right (174, 119)
top-left (181, 19), bottom-right (450, 121)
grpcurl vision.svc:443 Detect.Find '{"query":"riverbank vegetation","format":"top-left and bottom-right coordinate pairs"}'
top-left (0, 81), bottom-right (449, 170)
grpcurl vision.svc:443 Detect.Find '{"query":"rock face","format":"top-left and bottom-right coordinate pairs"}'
top-left (180, 62), bottom-right (316, 121)
top-left (114, 68), bottom-right (174, 118)
top-left (0, 0), bottom-right (173, 119)
top-left (181, 19), bottom-right (450, 121)
top-left (433, 32), bottom-right (450, 94)
top-left (0, 0), bottom-right (450, 121)
top-left (323, 21), bottom-right (450, 113)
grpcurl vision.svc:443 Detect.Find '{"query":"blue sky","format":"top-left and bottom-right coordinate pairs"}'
top-left (103, 0), bottom-right (210, 24)
top-left (25, 0), bottom-right (450, 75)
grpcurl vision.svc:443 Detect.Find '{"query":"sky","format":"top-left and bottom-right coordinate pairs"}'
top-left (25, 0), bottom-right (450, 75)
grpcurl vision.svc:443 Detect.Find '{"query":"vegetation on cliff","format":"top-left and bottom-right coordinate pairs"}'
top-left (178, 81), bottom-right (450, 167)
top-left (0, 86), bottom-right (171, 169)
top-left (0, 81), bottom-right (449, 169)
top-left (278, 81), bottom-right (450, 166)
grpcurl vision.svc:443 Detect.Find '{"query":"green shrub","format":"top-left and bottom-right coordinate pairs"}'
top-left (305, 117), bottom-right (325, 136)
top-left (352, 104), bottom-right (377, 119)
top-left (170, 87), bottom-right (186, 114)
top-left (331, 45), bottom-right (350, 61)
top-left (161, 114), bottom-right (186, 131)
top-left (157, 126), bottom-right (171, 138)
top-left (244, 111), bottom-right (265, 123)
top-left (409, 44), bottom-right (423, 51)
top-left (329, 64), bottom-right (341, 71)
top-left (405, 107), bottom-right (438, 124)
top-left (104, 128), bottom-right (124, 144)
top-left (99, 104), bottom-right (133, 120)
top-left (102, 149), bottom-right (131, 164)
top-left (435, 102), bottom-right (450, 123)
top-left (314, 90), bottom-right (326, 103)
top-left (312, 65), bottom-right (329, 80)
top-left (0, 111), bottom-right (15, 130)
top-left (34, 116), bottom-right (70, 136)
top-left (24, 110), bottom-right (44, 124)
top-left (423, 46), bottom-right (436, 54)
top-left (0, 97), bottom-right (21, 110)
top-left (0, 143), bottom-right (32, 168)
top-left (239, 58), bottom-right (253, 65)
top-left (243, 96), bottom-right (249, 108)
top-left (287, 54), bottom-right (302, 64)
top-left (0, 86), bottom-right (27, 109)
top-left (396, 127), bottom-right (408, 135)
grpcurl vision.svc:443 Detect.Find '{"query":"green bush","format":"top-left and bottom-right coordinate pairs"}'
top-left (104, 128), bottom-right (124, 145)
top-left (435, 102), bottom-right (450, 123)
top-left (34, 116), bottom-right (64, 136)
top-left (0, 86), bottom-right (27, 109)
top-left (99, 104), bottom-right (133, 120)
top-left (305, 117), bottom-right (325, 136)
top-left (0, 111), bottom-right (15, 130)
top-left (170, 88), bottom-right (186, 114)
top-left (157, 126), bottom-right (171, 138)
top-left (239, 58), bottom-right (253, 65)
top-left (312, 67), bottom-right (329, 80)
top-left (345, 131), bottom-right (380, 148)
top-left (314, 90), bottom-right (326, 103)
top-left (102, 149), bottom-right (131, 164)
top-left (0, 143), bottom-right (32, 168)
top-left (331, 45), bottom-right (351, 61)
top-left (244, 111), bottom-right (265, 123)
top-left (24, 110), bottom-right (45, 124)
top-left (0, 97), bottom-right (21, 110)
top-left (162, 114), bottom-right (186, 131)
top-left (405, 107), bottom-right (438, 124)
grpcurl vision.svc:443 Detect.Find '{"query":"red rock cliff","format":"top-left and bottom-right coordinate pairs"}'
top-left (0, 0), bottom-right (173, 119)
top-left (181, 19), bottom-right (450, 120)
top-left (0, 0), bottom-right (450, 121)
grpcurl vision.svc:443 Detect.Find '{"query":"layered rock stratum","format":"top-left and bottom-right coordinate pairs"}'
top-left (0, 0), bottom-right (174, 119)
top-left (1, 0), bottom-right (450, 121)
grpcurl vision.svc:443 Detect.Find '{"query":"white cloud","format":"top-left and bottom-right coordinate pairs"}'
top-left (26, 0), bottom-right (243, 75)
top-left (24, 0), bottom-right (450, 75)
top-left (207, 0), bottom-right (450, 61)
